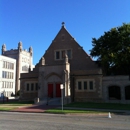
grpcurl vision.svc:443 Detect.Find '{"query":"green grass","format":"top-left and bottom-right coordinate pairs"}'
top-left (0, 101), bottom-right (34, 111)
top-left (0, 101), bottom-right (130, 114)
top-left (45, 102), bottom-right (130, 114)
top-left (45, 109), bottom-right (106, 114)
top-left (0, 107), bottom-right (16, 111)
top-left (0, 101), bottom-right (33, 105)
top-left (64, 102), bottom-right (130, 110)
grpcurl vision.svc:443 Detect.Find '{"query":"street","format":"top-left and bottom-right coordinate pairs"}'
top-left (0, 112), bottom-right (130, 130)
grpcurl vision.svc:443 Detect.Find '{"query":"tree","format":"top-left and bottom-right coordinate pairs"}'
top-left (90, 23), bottom-right (130, 75)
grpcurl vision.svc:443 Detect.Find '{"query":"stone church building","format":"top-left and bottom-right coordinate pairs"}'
top-left (19, 23), bottom-right (130, 104)
top-left (20, 23), bottom-right (102, 104)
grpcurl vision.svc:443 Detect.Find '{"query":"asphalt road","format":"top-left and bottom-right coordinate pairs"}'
top-left (0, 112), bottom-right (130, 130)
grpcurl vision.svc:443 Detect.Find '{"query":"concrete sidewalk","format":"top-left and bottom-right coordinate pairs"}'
top-left (12, 104), bottom-right (60, 113)
top-left (11, 104), bottom-right (130, 114)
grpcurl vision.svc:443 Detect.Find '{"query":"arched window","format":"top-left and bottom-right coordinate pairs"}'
top-left (22, 65), bottom-right (28, 71)
top-left (108, 86), bottom-right (121, 100)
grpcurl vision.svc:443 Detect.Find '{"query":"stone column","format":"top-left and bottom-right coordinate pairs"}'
top-left (38, 71), bottom-right (44, 100)
top-left (102, 85), bottom-right (109, 102)
top-left (121, 86), bottom-right (125, 103)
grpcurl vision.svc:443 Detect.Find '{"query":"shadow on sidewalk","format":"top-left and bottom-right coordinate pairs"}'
top-left (13, 104), bottom-right (60, 113)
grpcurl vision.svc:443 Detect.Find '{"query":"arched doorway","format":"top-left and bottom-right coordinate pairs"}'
top-left (108, 86), bottom-right (121, 100)
top-left (125, 86), bottom-right (130, 100)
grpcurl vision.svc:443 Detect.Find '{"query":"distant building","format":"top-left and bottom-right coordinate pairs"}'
top-left (1, 42), bottom-right (34, 93)
top-left (0, 55), bottom-right (16, 97)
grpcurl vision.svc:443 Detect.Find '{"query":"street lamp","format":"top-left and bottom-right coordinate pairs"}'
top-left (60, 84), bottom-right (64, 111)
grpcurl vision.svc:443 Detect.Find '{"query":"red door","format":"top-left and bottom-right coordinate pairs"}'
top-left (56, 83), bottom-right (61, 97)
top-left (48, 84), bottom-right (53, 98)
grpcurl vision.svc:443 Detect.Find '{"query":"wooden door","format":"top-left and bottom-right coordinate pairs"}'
top-left (56, 83), bottom-right (61, 97)
top-left (48, 84), bottom-right (53, 98)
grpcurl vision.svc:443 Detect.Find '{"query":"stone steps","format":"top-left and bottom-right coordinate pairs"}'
top-left (37, 97), bottom-right (61, 105)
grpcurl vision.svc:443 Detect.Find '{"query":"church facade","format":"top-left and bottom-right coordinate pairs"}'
top-left (1, 23), bottom-right (130, 103)
top-left (20, 23), bottom-right (103, 104)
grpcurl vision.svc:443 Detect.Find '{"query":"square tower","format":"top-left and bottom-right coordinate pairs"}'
top-left (1, 42), bottom-right (34, 93)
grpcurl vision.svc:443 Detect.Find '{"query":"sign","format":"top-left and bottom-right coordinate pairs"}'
top-left (60, 84), bottom-right (64, 89)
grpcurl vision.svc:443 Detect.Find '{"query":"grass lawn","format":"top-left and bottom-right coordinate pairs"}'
top-left (64, 102), bottom-right (130, 110)
top-left (0, 107), bottom-right (17, 111)
top-left (45, 109), bottom-right (107, 114)
top-left (0, 101), bottom-right (33, 105)
top-left (0, 101), bottom-right (130, 114)
top-left (45, 102), bottom-right (130, 114)
top-left (0, 101), bottom-right (34, 111)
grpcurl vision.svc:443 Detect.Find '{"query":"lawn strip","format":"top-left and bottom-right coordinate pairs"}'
top-left (0, 101), bottom-right (33, 105)
top-left (44, 108), bottom-right (107, 114)
top-left (0, 101), bottom-right (33, 111)
top-left (65, 102), bottom-right (130, 110)
top-left (0, 107), bottom-right (18, 111)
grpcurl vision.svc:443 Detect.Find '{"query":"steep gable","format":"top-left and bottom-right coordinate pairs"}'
top-left (43, 23), bottom-right (100, 73)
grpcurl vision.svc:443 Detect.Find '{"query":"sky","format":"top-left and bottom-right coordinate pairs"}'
top-left (0, 0), bottom-right (130, 65)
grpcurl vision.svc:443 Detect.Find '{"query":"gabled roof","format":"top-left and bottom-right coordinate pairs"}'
top-left (52, 22), bottom-right (75, 41)
top-left (43, 22), bottom-right (92, 60)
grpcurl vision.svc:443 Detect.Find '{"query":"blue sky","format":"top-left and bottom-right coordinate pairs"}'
top-left (0, 0), bottom-right (130, 65)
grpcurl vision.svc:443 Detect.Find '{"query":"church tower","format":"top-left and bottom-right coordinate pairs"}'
top-left (1, 42), bottom-right (34, 93)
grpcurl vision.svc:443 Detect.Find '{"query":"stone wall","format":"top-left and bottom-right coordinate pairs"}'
top-left (74, 75), bottom-right (103, 102)
top-left (38, 63), bottom-right (70, 102)
top-left (103, 76), bottom-right (130, 104)
top-left (20, 72), bottom-right (38, 101)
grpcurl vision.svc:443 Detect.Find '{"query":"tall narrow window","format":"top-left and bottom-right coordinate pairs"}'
top-left (56, 51), bottom-right (60, 59)
top-left (67, 49), bottom-right (71, 59)
top-left (84, 81), bottom-right (87, 90)
top-left (5, 71), bottom-right (6, 78)
top-left (3, 61), bottom-right (5, 68)
top-left (12, 63), bottom-right (14, 70)
top-left (8, 72), bottom-right (10, 79)
top-left (6, 62), bottom-right (8, 68)
top-left (4, 61), bottom-right (7, 68)
top-left (2, 82), bottom-right (3, 88)
top-left (9, 63), bottom-right (12, 69)
top-left (35, 83), bottom-right (38, 91)
top-left (7, 72), bottom-right (8, 79)
top-left (8, 82), bottom-right (9, 88)
top-left (27, 84), bottom-right (29, 91)
top-left (7, 62), bottom-right (9, 69)
top-left (7, 82), bottom-right (8, 88)
top-left (61, 50), bottom-right (65, 59)
top-left (89, 81), bottom-right (93, 90)
top-left (11, 82), bottom-right (13, 88)
top-left (78, 81), bottom-right (82, 90)
top-left (2, 71), bottom-right (4, 78)
top-left (31, 83), bottom-right (34, 91)
top-left (5, 82), bottom-right (6, 88)
top-left (12, 73), bottom-right (14, 79)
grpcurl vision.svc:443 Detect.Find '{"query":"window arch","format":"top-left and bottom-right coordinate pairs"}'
top-left (22, 65), bottom-right (28, 71)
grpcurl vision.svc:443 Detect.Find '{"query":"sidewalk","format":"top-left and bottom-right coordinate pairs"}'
top-left (12, 104), bottom-right (130, 114)
top-left (12, 104), bottom-right (60, 113)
